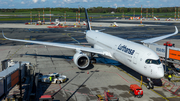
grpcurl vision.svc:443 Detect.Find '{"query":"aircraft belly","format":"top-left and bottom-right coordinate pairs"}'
top-left (113, 51), bottom-right (125, 64)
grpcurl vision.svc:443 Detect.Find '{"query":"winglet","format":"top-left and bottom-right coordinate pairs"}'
top-left (141, 26), bottom-right (178, 43)
top-left (2, 31), bottom-right (8, 40)
top-left (175, 26), bottom-right (178, 34)
top-left (85, 8), bottom-right (91, 30)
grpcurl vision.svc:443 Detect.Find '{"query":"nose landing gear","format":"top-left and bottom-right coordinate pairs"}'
top-left (146, 78), bottom-right (154, 89)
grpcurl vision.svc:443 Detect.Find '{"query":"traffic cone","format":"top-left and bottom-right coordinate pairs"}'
top-left (87, 71), bottom-right (89, 74)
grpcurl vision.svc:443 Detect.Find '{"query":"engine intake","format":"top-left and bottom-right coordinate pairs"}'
top-left (73, 51), bottom-right (90, 69)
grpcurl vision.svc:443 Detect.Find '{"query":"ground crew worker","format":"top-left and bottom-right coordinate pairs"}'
top-left (168, 74), bottom-right (172, 81)
top-left (49, 76), bottom-right (52, 82)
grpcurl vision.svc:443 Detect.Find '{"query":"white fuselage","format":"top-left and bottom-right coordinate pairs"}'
top-left (86, 30), bottom-right (164, 79)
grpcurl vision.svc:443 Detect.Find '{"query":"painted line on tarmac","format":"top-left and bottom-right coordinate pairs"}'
top-left (97, 69), bottom-right (130, 83)
top-left (8, 44), bottom-right (25, 59)
top-left (67, 33), bottom-right (80, 44)
top-left (114, 66), bottom-right (169, 101)
top-left (0, 38), bottom-right (7, 40)
top-left (116, 73), bottom-right (129, 83)
top-left (64, 89), bottom-right (95, 97)
top-left (166, 96), bottom-right (180, 99)
top-left (2, 44), bottom-right (27, 62)
top-left (114, 66), bottom-right (141, 83)
top-left (161, 78), bottom-right (180, 97)
top-left (154, 85), bottom-right (170, 88)
top-left (59, 67), bottom-right (78, 74)
top-left (59, 84), bottom-right (61, 88)
top-left (44, 84), bottom-right (62, 94)
top-left (150, 89), bottom-right (169, 101)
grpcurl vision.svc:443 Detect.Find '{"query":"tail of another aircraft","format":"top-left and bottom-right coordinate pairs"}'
top-left (85, 8), bottom-right (91, 30)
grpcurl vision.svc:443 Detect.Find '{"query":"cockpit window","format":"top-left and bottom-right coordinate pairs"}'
top-left (145, 59), bottom-right (161, 65)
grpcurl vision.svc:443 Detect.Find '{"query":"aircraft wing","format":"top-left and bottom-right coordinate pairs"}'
top-left (141, 26), bottom-right (178, 43)
top-left (2, 31), bottom-right (111, 57)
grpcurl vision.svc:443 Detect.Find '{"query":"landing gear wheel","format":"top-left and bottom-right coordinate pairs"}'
top-left (57, 80), bottom-right (61, 84)
top-left (136, 95), bottom-right (142, 98)
top-left (146, 83), bottom-right (151, 89)
top-left (90, 52), bottom-right (96, 64)
top-left (146, 82), bottom-right (154, 89)
top-left (147, 78), bottom-right (154, 89)
top-left (151, 84), bottom-right (154, 89)
top-left (90, 58), bottom-right (96, 64)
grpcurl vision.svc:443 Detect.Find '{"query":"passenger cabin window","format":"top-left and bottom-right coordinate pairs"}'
top-left (145, 59), bottom-right (161, 65)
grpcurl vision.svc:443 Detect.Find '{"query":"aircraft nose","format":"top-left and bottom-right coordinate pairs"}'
top-left (157, 70), bottom-right (164, 78)
top-left (157, 67), bottom-right (164, 78)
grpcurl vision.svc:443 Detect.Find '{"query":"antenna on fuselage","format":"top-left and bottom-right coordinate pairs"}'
top-left (85, 8), bottom-right (91, 30)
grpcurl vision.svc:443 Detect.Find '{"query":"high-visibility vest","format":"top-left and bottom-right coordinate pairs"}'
top-left (49, 77), bottom-right (52, 81)
top-left (168, 75), bottom-right (172, 78)
top-left (168, 68), bottom-right (171, 70)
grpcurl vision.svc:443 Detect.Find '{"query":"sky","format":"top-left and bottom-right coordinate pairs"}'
top-left (0, 0), bottom-right (180, 9)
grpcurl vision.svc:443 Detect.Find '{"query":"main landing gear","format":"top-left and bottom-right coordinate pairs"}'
top-left (90, 53), bottom-right (96, 63)
top-left (146, 78), bottom-right (154, 89)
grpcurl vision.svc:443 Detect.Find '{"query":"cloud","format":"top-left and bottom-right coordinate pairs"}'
top-left (0, 0), bottom-right (179, 9)
top-left (114, 3), bottom-right (117, 8)
top-left (83, 0), bottom-right (88, 2)
top-left (53, 0), bottom-right (56, 3)
top-left (33, 0), bottom-right (38, 3)
top-left (9, 4), bottom-right (14, 7)
top-left (159, 0), bottom-right (167, 2)
top-left (41, 0), bottom-right (46, 2)
top-left (64, 0), bottom-right (71, 2)
top-left (128, 4), bottom-right (136, 7)
top-left (119, 4), bottom-right (125, 7)
top-left (21, 1), bottom-right (25, 4)
top-left (1, 2), bottom-right (8, 5)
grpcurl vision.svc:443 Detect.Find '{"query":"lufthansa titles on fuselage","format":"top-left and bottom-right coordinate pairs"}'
top-left (118, 44), bottom-right (135, 55)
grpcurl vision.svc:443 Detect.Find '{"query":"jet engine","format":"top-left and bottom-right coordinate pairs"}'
top-left (73, 51), bottom-right (90, 69)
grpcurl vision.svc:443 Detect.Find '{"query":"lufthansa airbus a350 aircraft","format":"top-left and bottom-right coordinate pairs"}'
top-left (2, 8), bottom-right (178, 89)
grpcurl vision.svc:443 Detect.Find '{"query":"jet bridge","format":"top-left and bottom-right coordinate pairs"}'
top-left (143, 43), bottom-right (180, 62)
top-left (143, 43), bottom-right (180, 74)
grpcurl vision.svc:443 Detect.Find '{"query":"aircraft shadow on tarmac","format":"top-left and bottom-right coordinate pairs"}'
top-left (23, 53), bottom-right (121, 69)
top-left (24, 53), bottom-right (162, 86)
top-left (24, 53), bottom-right (163, 100)
top-left (116, 64), bottom-right (163, 86)
top-left (52, 69), bottom-right (98, 101)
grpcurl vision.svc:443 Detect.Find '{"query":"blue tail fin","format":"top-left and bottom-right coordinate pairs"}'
top-left (85, 8), bottom-right (91, 30)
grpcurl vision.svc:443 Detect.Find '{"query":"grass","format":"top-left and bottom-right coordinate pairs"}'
top-left (0, 11), bottom-right (178, 21)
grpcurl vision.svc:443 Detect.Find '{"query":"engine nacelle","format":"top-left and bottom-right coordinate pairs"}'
top-left (73, 51), bottom-right (90, 69)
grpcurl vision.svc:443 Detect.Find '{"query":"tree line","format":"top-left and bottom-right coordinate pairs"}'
top-left (0, 7), bottom-right (178, 13)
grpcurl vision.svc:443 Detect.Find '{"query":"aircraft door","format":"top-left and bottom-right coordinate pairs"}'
top-left (133, 53), bottom-right (139, 64)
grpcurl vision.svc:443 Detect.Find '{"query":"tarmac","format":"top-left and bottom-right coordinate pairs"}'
top-left (0, 19), bottom-right (164, 29)
top-left (0, 19), bottom-right (180, 101)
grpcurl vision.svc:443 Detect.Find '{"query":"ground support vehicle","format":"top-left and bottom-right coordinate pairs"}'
top-left (97, 91), bottom-right (119, 101)
top-left (39, 73), bottom-right (67, 84)
top-left (129, 84), bottom-right (143, 98)
top-left (39, 95), bottom-right (53, 101)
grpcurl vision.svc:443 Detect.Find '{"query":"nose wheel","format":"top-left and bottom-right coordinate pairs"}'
top-left (146, 78), bottom-right (154, 89)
